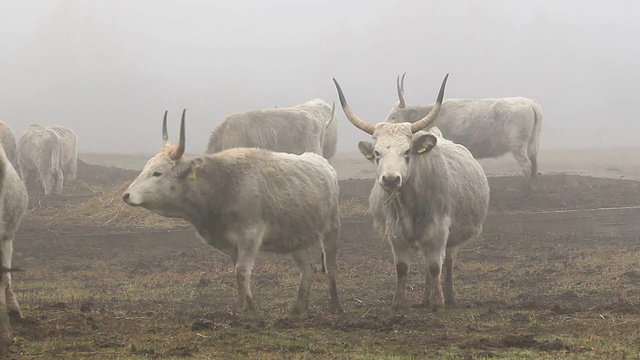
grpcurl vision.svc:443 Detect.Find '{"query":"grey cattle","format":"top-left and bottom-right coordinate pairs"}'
top-left (387, 73), bottom-right (542, 191)
top-left (46, 125), bottom-right (78, 181)
top-left (123, 110), bottom-right (342, 315)
top-left (0, 144), bottom-right (28, 356)
top-left (333, 74), bottom-right (490, 310)
top-left (17, 125), bottom-right (64, 195)
top-left (0, 123), bottom-right (18, 171)
top-left (205, 99), bottom-right (338, 160)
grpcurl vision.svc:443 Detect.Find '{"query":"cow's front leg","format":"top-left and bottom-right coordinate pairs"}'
top-left (290, 249), bottom-right (313, 314)
top-left (389, 237), bottom-right (413, 311)
top-left (421, 221), bottom-right (449, 311)
top-left (232, 230), bottom-right (261, 315)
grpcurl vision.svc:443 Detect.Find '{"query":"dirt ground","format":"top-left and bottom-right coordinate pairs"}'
top-left (8, 157), bottom-right (640, 359)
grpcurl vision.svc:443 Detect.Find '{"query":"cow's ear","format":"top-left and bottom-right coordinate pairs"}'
top-left (413, 133), bottom-right (437, 155)
top-left (358, 141), bottom-right (375, 162)
top-left (174, 158), bottom-right (204, 179)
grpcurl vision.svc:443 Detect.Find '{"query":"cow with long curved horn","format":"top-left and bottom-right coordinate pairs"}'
top-left (386, 73), bottom-right (543, 194)
top-left (123, 108), bottom-right (343, 315)
top-left (332, 73), bottom-right (490, 311)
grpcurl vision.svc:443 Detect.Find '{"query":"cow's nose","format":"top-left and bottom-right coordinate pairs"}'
top-left (122, 192), bottom-right (130, 203)
top-left (381, 174), bottom-right (402, 188)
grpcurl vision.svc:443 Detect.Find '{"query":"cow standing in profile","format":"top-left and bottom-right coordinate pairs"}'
top-left (205, 99), bottom-right (338, 161)
top-left (0, 143), bottom-right (28, 356)
top-left (333, 74), bottom-right (490, 310)
top-left (387, 73), bottom-right (542, 193)
top-left (123, 110), bottom-right (342, 315)
top-left (17, 125), bottom-right (64, 195)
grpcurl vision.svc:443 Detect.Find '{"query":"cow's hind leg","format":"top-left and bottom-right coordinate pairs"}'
top-left (442, 247), bottom-right (458, 306)
top-left (290, 249), bottom-right (313, 314)
top-left (321, 224), bottom-right (342, 313)
top-left (511, 147), bottom-right (534, 195)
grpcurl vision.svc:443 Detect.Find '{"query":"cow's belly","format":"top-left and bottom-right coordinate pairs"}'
top-left (260, 229), bottom-right (320, 254)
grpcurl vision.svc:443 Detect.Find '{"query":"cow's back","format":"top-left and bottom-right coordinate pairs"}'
top-left (206, 110), bottom-right (323, 156)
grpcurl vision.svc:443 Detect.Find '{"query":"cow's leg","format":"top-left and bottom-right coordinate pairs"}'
top-left (442, 247), bottom-right (458, 306)
top-left (1, 239), bottom-right (20, 318)
top-left (389, 237), bottom-right (413, 311)
top-left (53, 168), bottom-right (64, 195)
top-left (233, 230), bottom-right (260, 314)
top-left (421, 222), bottom-right (449, 310)
top-left (321, 224), bottom-right (342, 313)
top-left (0, 241), bottom-right (11, 356)
top-left (0, 272), bottom-right (9, 358)
top-left (511, 147), bottom-right (533, 195)
top-left (290, 249), bottom-right (313, 314)
top-left (36, 167), bottom-right (52, 195)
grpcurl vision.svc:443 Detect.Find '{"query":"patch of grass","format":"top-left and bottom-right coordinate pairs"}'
top-left (339, 198), bottom-right (371, 219)
top-left (53, 183), bottom-right (190, 231)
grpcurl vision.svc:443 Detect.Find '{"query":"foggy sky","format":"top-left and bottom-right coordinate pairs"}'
top-left (1, 0), bottom-right (639, 154)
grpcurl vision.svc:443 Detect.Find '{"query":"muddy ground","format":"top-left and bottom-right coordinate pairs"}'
top-left (8, 160), bottom-right (640, 359)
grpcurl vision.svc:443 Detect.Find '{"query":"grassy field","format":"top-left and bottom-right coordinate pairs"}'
top-left (7, 149), bottom-right (638, 358)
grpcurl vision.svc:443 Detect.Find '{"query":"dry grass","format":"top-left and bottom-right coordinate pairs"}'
top-left (339, 198), bottom-right (371, 219)
top-left (53, 183), bottom-right (190, 231)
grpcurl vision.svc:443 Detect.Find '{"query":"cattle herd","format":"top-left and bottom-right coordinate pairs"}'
top-left (0, 73), bottom-right (543, 355)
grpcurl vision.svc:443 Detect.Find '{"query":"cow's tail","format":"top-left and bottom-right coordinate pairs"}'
top-left (527, 102), bottom-right (543, 179)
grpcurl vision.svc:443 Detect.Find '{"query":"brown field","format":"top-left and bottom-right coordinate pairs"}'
top-left (7, 149), bottom-right (640, 359)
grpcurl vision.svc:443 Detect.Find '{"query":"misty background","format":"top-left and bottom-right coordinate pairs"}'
top-left (1, 0), bottom-right (638, 155)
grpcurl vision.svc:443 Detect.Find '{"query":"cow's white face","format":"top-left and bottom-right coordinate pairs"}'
top-left (359, 123), bottom-right (437, 193)
top-left (122, 146), bottom-right (191, 218)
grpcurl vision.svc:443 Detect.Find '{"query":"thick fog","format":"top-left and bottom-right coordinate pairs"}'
top-left (1, 0), bottom-right (638, 154)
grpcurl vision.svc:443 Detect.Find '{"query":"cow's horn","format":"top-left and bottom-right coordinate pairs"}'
top-left (332, 78), bottom-right (375, 135)
top-left (162, 110), bottom-right (169, 146)
top-left (411, 73), bottom-right (449, 134)
top-left (397, 72), bottom-right (406, 109)
top-left (326, 101), bottom-right (336, 127)
top-left (170, 109), bottom-right (186, 160)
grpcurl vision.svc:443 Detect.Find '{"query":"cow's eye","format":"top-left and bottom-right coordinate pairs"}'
top-left (152, 171), bottom-right (162, 177)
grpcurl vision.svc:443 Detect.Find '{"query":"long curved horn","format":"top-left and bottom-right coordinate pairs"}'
top-left (397, 72), bottom-right (407, 108)
top-left (170, 109), bottom-right (186, 160)
top-left (162, 110), bottom-right (169, 146)
top-left (332, 78), bottom-right (375, 135)
top-left (411, 73), bottom-right (449, 134)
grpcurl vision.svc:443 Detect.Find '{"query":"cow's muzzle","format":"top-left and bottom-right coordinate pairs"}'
top-left (380, 173), bottom-right (402, 191)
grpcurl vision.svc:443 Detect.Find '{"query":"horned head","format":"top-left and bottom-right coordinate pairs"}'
top-left (332, 74), bottom-right (449, 192)
top-left (123, 109), bottom-right (189, 213)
